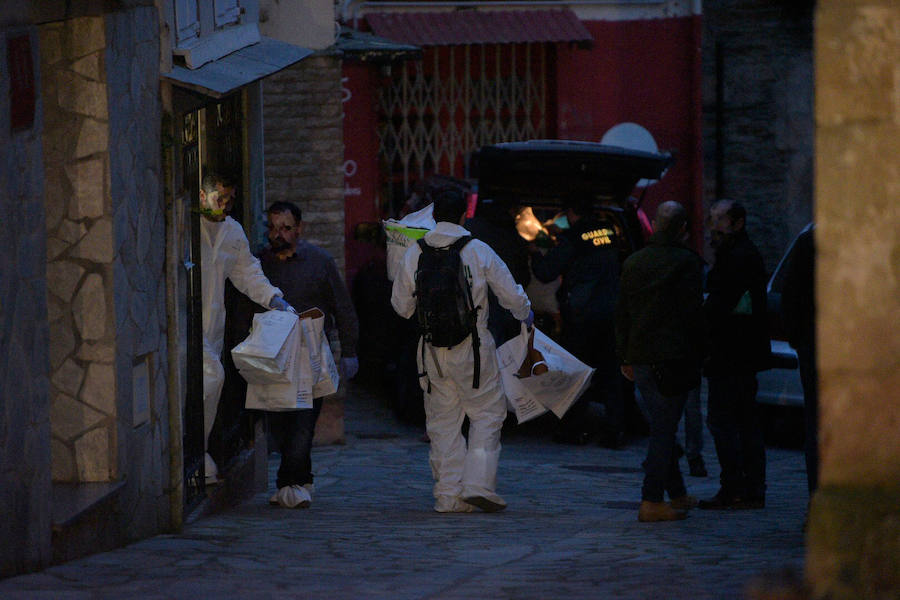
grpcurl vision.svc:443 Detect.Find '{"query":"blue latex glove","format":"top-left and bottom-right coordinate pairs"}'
top-left (269, 296), bottom-right (296, 314)
top-left (340, 357), bottom-right (359, 380)
top-left (524, 310), bottom-right (535, 329)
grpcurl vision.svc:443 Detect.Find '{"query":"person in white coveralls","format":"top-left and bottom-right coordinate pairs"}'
top-left (391, 187), bottom-right (533, 513)
top-left (199, 172), bottom-right (294, 483)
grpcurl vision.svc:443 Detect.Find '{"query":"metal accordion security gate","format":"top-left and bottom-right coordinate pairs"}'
top-left (378, 43), bottom-right (550, 208)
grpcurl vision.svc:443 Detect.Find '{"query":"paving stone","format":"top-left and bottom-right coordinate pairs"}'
top-left (0, 382), bottom-right (808, 598)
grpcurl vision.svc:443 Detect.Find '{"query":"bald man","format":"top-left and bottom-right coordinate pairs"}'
top-left (616, 201), bottom-right (706, 522)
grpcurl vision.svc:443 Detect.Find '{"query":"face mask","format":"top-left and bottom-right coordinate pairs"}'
top-left (200, 190), bottom-right (226, 219)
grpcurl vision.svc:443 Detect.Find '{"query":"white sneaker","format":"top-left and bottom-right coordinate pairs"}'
top-left (462, 493), bottom-right (507, 512)
top-left (434, 496), bottom-right (475, 513)
top-left (275, 484), bottom-right (312, 508)
top-left (204, 453), bottom-right (220, 485)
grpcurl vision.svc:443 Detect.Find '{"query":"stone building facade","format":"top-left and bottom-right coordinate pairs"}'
top-left (1, 3), bottom-right (170, 575)
top-left (702, 1), bottom-right (814, 270)
top-left (1, 24), bottom-right (52, 577)
top-left (2, 0), bottom-right (342, 577)
top-left (262, 54), bottom-right (346, 268)
top-left (41, 10), bottom-right (168, 499)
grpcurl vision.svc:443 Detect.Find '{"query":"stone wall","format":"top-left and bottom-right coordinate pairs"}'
top-left (105, 6), bottom-right (170, 539)
top-left (807, 2), bottom-right (900, 598)
top-left (38, 5), bottom-right (169, 548)
top-left (40, 15), bottom-right (119, 483)
top-left (262, 53), bottom-right (347, 444)
top-left (263, 54), bottom-right (346, 270)
top-left (0, 26), bottom-right (53, 578)
top-left (702, 1), bottom-right (814, 271)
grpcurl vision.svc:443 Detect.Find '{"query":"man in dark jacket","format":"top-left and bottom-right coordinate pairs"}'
top-left (532, 194), bottom-right (624, 447)
top-left (616, 201), bottom-right (705, 522)
top-left (258, 201), bottom-right (359, 508)
top-left (699, 199), bottom-right (770, 510)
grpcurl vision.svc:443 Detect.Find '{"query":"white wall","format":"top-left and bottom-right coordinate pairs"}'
top-left (258, 0), bottom-right (336, 50)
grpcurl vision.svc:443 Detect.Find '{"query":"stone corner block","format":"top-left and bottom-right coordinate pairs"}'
top-left (74, 426), bottom-right (112, 482)
top-left (71, 219), bottom-right (114, 263)
top-left (66, 158), bottom-right (107, 220)
top-left (73, 273), bottom-right (108, 341)
top-left (51, 393), bottom-right (104, 442)
top-left (58, 71), bottom-right (109, 120)
top-left (81, 362), bottom-right (117, 416)
top-left (51, 359), bottom-right (85, 398)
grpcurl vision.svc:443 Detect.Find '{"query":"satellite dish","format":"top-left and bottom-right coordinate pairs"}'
top-left (601, 122), bottom-right (664, 187)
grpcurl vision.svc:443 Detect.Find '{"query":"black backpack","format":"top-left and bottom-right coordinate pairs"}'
top-left (414, 237), bottom-right (481, 388)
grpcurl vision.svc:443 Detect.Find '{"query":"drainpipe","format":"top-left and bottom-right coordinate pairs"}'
top-left (162, 83), bottom-right (185, 533)
top-left (341, 0), bottom-right (666, 27)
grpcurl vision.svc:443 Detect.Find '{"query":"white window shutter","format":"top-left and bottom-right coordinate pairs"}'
top-left (214, 0), bottom-right (241, 28)
top-left (175, 0), bottom-right (200, 44)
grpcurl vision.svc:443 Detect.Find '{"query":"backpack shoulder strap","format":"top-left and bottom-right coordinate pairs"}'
top-left (450, 236), bottom-right (473, 253)
top-left (449, 235), bottom-right (481, 389)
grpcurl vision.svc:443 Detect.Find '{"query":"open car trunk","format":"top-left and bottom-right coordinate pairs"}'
top-left (473, 140), bottom-right (674, 259)
top-left (473, 140), bottom-right (673, 205)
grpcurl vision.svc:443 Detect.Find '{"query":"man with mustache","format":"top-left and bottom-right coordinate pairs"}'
top-left (258, 201), bottom-right (359, 508)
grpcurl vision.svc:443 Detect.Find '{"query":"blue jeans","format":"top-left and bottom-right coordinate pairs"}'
top-left (706, 372), bottom-right (766, 500)
top-left (267, 398), bottom-right (323, 489)
top-left (634, 366), bottom-right (688, 503)
top-left (634, 385), bottom-right (702, 459)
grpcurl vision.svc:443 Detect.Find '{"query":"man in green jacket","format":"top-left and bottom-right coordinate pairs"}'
top-left (616, 201), bottom-right (706, 522)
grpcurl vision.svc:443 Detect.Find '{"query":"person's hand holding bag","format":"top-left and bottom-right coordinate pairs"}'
top-left (269, 296), bottom-right (297, 314)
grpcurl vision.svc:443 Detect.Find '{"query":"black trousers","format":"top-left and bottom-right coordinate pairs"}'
top-left (706, 372), bottom-right (766, 500)
top-left (267, 397), bottom-right (324, 489)
top-left (558, 318), bottom-right (624, 436)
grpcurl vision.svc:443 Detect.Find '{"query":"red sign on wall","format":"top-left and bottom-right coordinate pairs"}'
top-left (8, 34), bottom-right (36, 132)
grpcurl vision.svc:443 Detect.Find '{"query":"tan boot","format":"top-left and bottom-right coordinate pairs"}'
top-left (638, 500), bottom-right (688, 522)
top-left (669, 495), bottom-right (699, 511)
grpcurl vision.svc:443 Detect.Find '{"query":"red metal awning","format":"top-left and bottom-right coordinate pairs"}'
top-left (365, 9), bottom-right (593, 46)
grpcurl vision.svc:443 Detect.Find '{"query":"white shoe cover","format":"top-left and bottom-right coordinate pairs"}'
top-left (270, 483), bottom-right (313, 506)
top-left (434, 496), bottom-right (475, 513)
top-left (275, 484), bottom-right (312, 508)
top-left (204, 453), bottom-right (220, 485)
top-left (462, 493), bottom-right (507, 512)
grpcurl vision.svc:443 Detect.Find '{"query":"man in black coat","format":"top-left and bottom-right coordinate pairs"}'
top-left (699, 200), bottom-right (770, 510)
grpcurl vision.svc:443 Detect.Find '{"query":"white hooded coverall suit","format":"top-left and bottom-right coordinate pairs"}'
top-left (201, 216), bottom-right (282, 444)
top-left (391, 222), bottom-right (531, 503)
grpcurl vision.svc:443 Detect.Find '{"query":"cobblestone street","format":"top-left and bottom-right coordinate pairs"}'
top-left (0, 382), bottom-right (808, 599)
